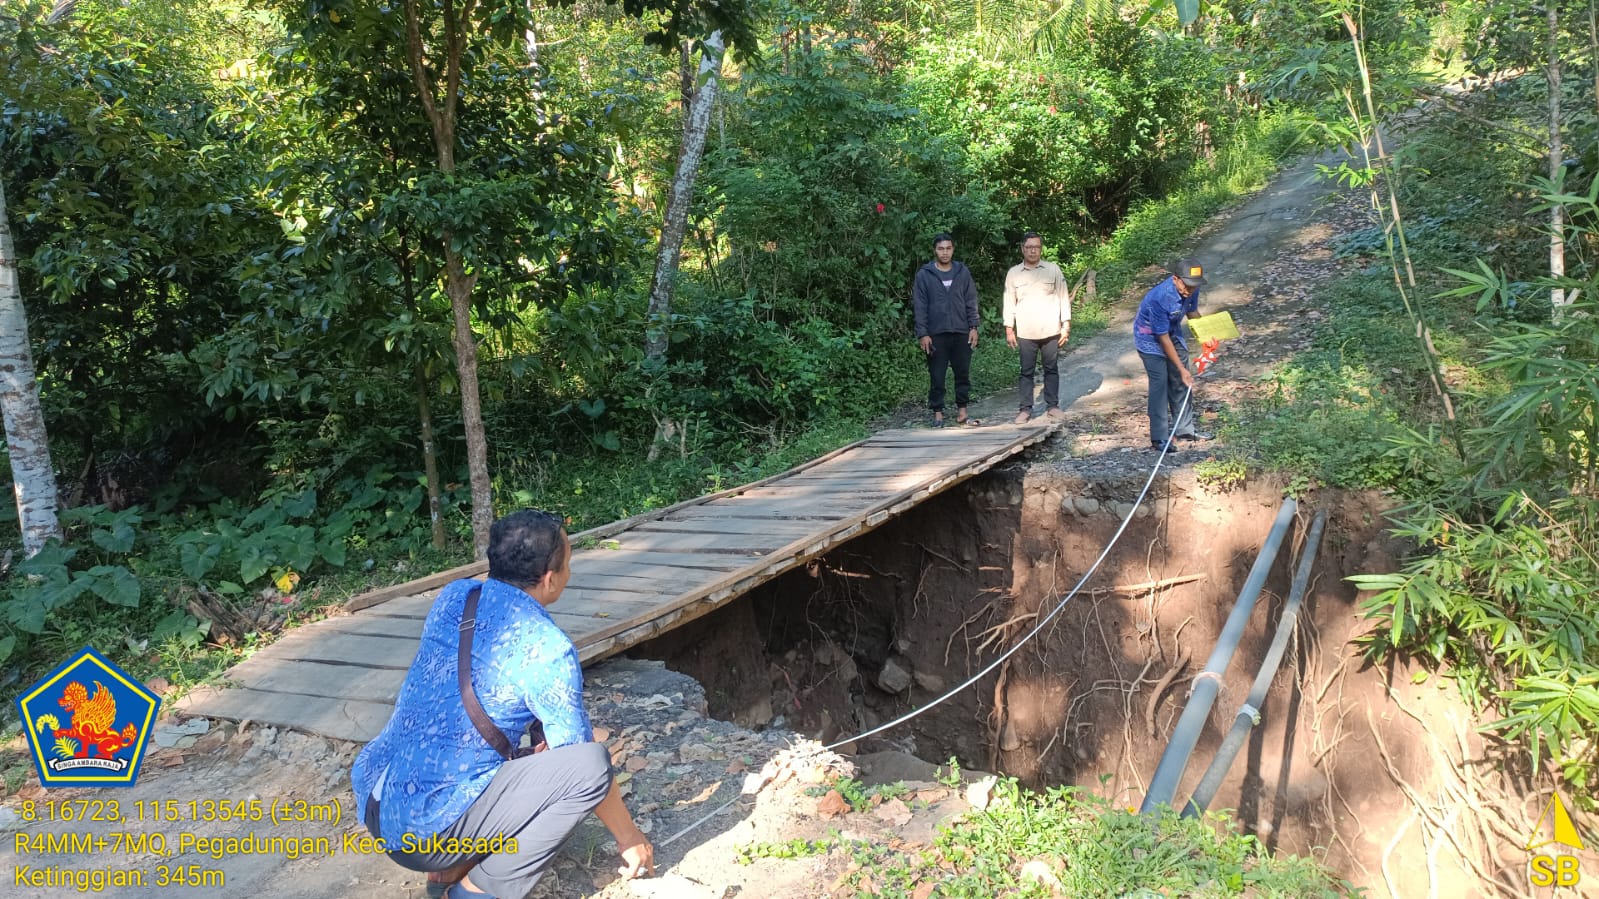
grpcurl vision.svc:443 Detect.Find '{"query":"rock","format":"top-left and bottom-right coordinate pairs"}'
top-left (812, 641), bottom-right (836, 665)
top-left (836, 654), bottom-right (859, 684)
top-left (733, 695), bottom-right (773, 729)
top-left (874, 798), bottom-right (912, 827)
top-left (877, 659), bottom-right (913, 694)
top-left (1075, 496), bottom-right (1101, 515)
top-left (1019, 859), bottom-right (1064, 891)
top-left (912, 671), bottom-right (945, 694)
top-left (1113, 502), bottom-right (1136, 519)
top-left (678, 743), bottom-right (724, 764)
top-left (152, 717), bottom-right (212, 749)
top-left (966, 776), bottom-right (997, 810)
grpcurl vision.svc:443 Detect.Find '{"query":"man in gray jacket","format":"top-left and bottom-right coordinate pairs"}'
top-left (912, 233), bottom-right (980, 427)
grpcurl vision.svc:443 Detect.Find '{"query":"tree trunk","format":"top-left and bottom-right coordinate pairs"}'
top-left (1550, 2), bottom-right (1570, 320)
top-left (415, 362), bottom-right (446, 550)
top-left (444, 241), bottom-right (492, 557)
top-left (645, 31), bottom-right (724, 362)
top-left (405, 0), bottom-right (493, 557)
top-left (0, 178), bottom-right (62, 556)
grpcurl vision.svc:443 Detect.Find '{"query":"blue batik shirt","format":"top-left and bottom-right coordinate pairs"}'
top-left (351, 578), bottom-right (594, 843)
top-left (1133, 277), bottom-right (1200, 356)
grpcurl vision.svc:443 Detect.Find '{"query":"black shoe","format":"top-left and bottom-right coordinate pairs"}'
top-left (1174, 430), bottom-right (1212, 442)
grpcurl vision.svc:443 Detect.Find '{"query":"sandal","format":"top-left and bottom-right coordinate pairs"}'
top-left (932, 417), bottom-right (947, 429)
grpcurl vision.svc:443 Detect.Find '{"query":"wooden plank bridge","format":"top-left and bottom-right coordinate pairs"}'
top-left (175, 420), bottom-right (1062, 742)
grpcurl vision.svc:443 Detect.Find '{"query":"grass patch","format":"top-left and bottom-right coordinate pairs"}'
top-left (811, 778), bottom-right (1354, 897)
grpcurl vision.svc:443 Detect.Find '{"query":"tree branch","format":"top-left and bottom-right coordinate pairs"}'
top-left (403, 0), bottom-right (447, 168)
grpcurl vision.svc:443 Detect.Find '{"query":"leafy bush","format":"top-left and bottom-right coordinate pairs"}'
top-left (903, 23), bottom-right (1235, 256)
top-left (1351, 115), bottom-right (1599, 800)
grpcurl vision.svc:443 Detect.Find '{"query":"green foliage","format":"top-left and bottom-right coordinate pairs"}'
top-left (1346, 81), bottom-right (1599, 798)
top-left (709, 33), bottom-right (1008, 306)
top-left (903, 22), bottom-right (1235, 257)
top-left (1353, 491), bottom-right (1599, 792)
top-left (736, 833), bottom-right (851, 864)
top-left (829, 779), bottom-right (1354, 896)
top-left (804, 776), bottom-right (909, 813)
top-left (2, 0), bottom-right (278, 470)
top-left (1194, 455), bottom-right (1249, 491)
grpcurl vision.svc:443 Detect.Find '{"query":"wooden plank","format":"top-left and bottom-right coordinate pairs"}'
top-left (637, 517), bottom-right (820, 536)
top-left (316, 601), bottom-right (654, 640)
top-left (650, 507), bottom-right (870, 520)
top-left (353, 574), bottom-right (711, 620)
top-left (754, 473), bottom-right (921, 486)
top-left (345, 432), bottom-right (882, 612)
top-left (567, 560), bottom-right (749, 583)
top-left (732, 478), bottom-right (895, 491)
top-left (305, 615), bottom-right (424, 640)
top-left (795, 460), bottom-right (948, 475)
top-left (221, 658), bottom-right (407, 706)
top-left (570, 549), bottom-right (751, 570)
top-left (358, 592), bottom-right (438, 618)
top-left (174, 685), bottom-right (391, 743)
top-left (600, 530), bottom-right (791, 555)
top-left (250, 630), bottom-right (421, 668)
top-left (676, 500), bottom-right (851, 518)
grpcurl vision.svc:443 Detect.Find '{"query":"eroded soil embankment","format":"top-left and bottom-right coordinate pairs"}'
top-left (634, 467), bottom-right (1584, 896)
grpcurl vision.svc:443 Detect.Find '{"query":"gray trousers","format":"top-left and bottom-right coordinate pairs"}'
top-left (1139, 347), bottom-right (1195, 446)
top-left (375, 742), bottom-right (612, 899)
top-left (1017, 336), bottom-right (1060, 411)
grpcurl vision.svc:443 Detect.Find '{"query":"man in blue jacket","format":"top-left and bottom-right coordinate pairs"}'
top-left (912, 233), bottom-right (981, 427)
top-left (1134, 258), bottom-right (1213, 451)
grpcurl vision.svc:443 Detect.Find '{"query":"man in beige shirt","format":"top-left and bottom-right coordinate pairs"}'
top-left (1003, 232), bottom-right (1071, 424)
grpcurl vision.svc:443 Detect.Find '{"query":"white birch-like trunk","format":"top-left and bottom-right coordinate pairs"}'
top-left (0, 178), bottom-right (63, 555)
top-left (645, 31), bottom-right (724, 362)
top-left (1550, 3), bottom-right (1570, 319)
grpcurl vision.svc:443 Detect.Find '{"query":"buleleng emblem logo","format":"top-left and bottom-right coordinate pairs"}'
top-left (1526, 791), bottom-right (1586, 888)
top-left (16, 646), bottom-right (160, 787)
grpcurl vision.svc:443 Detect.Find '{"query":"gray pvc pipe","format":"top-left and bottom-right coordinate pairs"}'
top-left (1180, 508), bottom-right (1329, 818)
top-left (1139, 496), bottom-right (1299, 814)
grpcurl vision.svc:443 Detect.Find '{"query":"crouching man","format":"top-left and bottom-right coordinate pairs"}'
top-left (352, 510), bottom-right (654, 899)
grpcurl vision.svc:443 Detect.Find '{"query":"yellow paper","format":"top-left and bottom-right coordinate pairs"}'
top-left (1188, 311), bottom-right (1241, 342)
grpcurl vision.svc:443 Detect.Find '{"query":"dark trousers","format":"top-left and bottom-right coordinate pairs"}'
top-left (1016, 336), bottom-right (1060, 411)
top-left (373, 742), bottom-right (612, 899)
top-left (927, 331), bottom-right (973, 412)
top-left (1140, 347), bottom-right (1196, 446)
